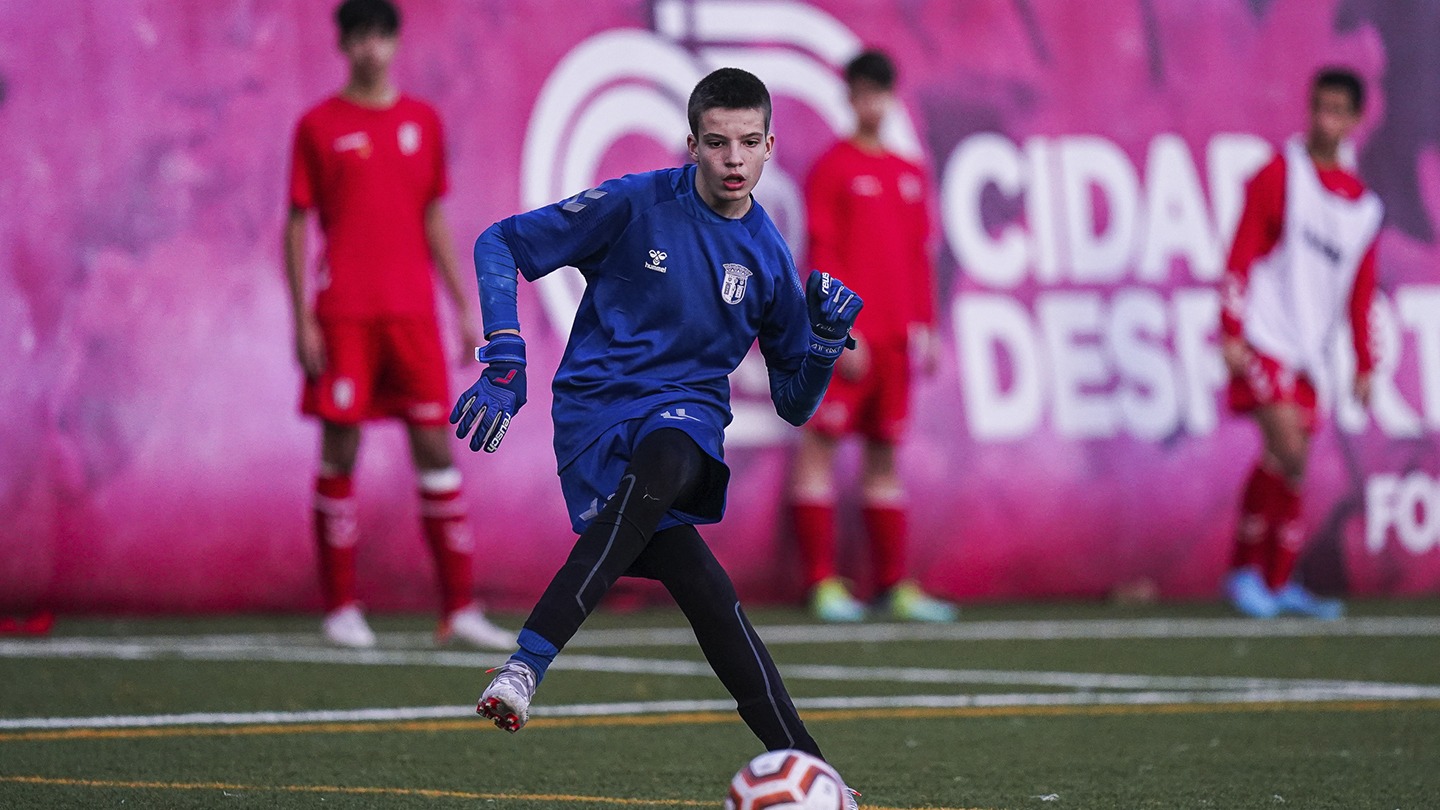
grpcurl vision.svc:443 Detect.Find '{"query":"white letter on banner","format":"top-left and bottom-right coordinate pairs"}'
top-left (1395, 473), bottom-right (1440, 554)
top-left (1038, 291), bottom-right (1116, 437)
top-left (1399, 286), bottom-right (1440, 430)
top-left (1369, 294), bottom-right (1423, 437)
top-left (943, 133), bottom-right (1028, 288)
top-left (1108, 288), bottom-right (1179, 440)
top-left (1025, 137), bottom-right (1063, 284)
top-left (1139, 134), bottom-right (1220, 283)
top-left (1206, 133), bottom-right (1273, 257)
top-left (1058, 136), bottom-right (1140, 284)
top-left (1366, 473), bottom-right (1399, 553)
top-left (955, 294), bottom-right (1044, 440)
top-left (1172, 288), bottom-right (1223, 436)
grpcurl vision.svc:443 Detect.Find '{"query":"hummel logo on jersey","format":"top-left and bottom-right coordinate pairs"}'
top-left (851, 175), bottom-right (882, 196)
top-left (333, 131), bottom-right (372, 158)
top-left (660, 408), bottom-right (702, 422)
top-left (645, 249), bottom-right (668, 273)
top-left (1302, 227), bottom-right (1342, 265)
top-left (721, 263), bottom-right (752, 305)
top-left (562, 188), bottom-right (607, 213)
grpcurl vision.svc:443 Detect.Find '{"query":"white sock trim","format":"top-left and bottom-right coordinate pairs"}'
top-left (419, 467), bottom-right (463, 494)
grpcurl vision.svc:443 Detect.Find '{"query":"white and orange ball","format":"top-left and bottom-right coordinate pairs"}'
top-left (724, 749), bottom-right (847, 810)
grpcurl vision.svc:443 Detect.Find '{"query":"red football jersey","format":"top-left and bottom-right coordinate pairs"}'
top-left (804, 140), bottom-right (935, 346)
top-left (289, 94), bottom-right (447, 318)
top-left (1221, 153), bottom-right (1378, 373)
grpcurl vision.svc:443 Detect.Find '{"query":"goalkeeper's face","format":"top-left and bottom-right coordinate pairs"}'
top-left (687, 107), bottom-right (774, 219)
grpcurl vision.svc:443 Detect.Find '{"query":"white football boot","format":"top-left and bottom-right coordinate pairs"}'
top-left (322, 604), bottom-right (377, 649)
top-left (436, 604), bottom-right (515, 650)
top-left (478, 660), bottom-right (538, 733)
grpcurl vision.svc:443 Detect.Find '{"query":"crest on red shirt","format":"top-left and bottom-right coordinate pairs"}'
top-left (398, 121), bottom-right (421, 156)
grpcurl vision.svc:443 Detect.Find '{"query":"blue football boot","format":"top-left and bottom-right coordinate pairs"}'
top-left (1224, 567), bottom-right (1279, 618)
top-left (1274, 581), bottom-right (1345, 620)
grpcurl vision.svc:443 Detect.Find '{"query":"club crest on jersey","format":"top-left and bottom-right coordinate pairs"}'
top-left (397, 121), bottom-right (421, 156)
top-left (720, 263), bottom-right (752, 305)
top-left (645, 249), bottom-right (668, 273)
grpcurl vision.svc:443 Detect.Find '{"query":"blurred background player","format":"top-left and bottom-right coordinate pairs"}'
top-left (452, 67), bottom-right (861, 789)
top-left (1220, 67), bottom-right (1382, 620)
top-left (787, 50), bottom-right (955, 623)
top-left (284, 0), bottom-right (511, 649)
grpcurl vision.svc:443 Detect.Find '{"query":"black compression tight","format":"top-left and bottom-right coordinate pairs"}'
top-left (521, 428), bottom-right (821, 756)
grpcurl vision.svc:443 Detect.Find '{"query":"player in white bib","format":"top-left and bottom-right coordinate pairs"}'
top-left (1219, 67), bottom-right (1382, 619)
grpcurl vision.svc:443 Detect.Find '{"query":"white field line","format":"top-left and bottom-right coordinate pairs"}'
top-left (1, 638), bottom-right (1438, 700)
top-left (7, 615), bottom-right (1440, 653)
top-left (1, 686), bottom-right (1434, 732)
top-left (575, 616), bottom-right (1440, 645)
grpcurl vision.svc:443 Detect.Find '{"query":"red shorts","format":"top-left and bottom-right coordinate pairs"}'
top-left (301, 315), bottom-right (451, 426)
top-left (807, 340), bottom-right (912, 443)
top-left (1227, 350), bottom-right (1318, 434)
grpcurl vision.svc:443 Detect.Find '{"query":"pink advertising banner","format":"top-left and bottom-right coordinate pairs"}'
top-left (1, 0), bottom-right (1437, 613)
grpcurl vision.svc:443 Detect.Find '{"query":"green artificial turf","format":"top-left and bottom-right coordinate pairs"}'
top-left (2, 602), bottom-right (1438, 809)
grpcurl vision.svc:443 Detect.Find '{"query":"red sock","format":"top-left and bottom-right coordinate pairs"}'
top-left (1265, 478), bottom-right (1304, 590)
top-left (1231, 464), bottom-right (1273, 570)
top-left (792, 501), bottom-right (837, 588)
top-left (863, 503), bottom-right (907, 593)
top-left (314, 474), bottom-right (358, 612)
top-left (420, 470), bottom-right (474, 615)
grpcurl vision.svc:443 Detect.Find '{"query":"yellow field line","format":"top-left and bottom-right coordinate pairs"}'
top-left (0, 775), bottom-right (981, 810)
top-left (3, 698), bottom-right (1437, 744)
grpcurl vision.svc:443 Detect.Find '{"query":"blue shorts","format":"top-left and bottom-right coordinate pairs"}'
top-left (558, 406), bottom-right (730, 535)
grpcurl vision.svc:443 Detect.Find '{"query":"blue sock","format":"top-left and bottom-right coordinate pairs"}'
top-left (510, 628), bottom-right (559, 683)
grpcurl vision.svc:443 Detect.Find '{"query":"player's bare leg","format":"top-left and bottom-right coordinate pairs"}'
top-left (861, 441), bottom-right (955, 622)
top-left (791, 431), bottom-right (864, 621)
top-left (317, 423), bottom-right (374, 647)
top-left (408, 425), bottom-right (512, 648)
top-left (321, 421), bottom-right (362, 473)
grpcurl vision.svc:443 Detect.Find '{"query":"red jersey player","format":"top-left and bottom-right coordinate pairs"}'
top-left (788, 50), bottom-right (955, 623)
top-left (1220, 67), bottom-right (1382, 620)
top-left (284, 0), bottom-right (510, 649)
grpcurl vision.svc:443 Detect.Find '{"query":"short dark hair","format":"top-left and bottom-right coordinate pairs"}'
top-left (335, 0), bottom-right (400, 39)
top-left (845, 49), bottom-right (896, 90)
top-left (1313, 66), bottom-right (1364, 112)
top-left (687, 68), bottom-right (772, 136)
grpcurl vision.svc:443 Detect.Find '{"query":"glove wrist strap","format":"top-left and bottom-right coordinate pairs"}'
top-left (477, 334), bottom-right (527, 366)
top-left (808, 331), bottom-right (847, 362)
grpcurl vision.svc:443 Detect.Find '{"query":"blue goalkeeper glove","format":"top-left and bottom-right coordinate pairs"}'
top-left (805, 270), bottom-right (863, 362)
top-left (451, 334), bottom-right (527, 453)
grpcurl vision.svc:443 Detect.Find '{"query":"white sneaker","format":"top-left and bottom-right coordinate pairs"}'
top-left (478, 660), bottom-right (538, 733)
top-left (844, 785), bottom-right (861, 810)
top-left (438, 604), bottom-right (515, 650)
top-left (322, 604), bottom-right (376, 648)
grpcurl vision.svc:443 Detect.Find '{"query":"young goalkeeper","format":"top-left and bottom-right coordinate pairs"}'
top-left (452, 67), bottom-right (863, 774)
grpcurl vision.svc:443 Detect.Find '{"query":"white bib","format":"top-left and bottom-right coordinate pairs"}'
top-left (1243, 137), bottom-right (1383, 395)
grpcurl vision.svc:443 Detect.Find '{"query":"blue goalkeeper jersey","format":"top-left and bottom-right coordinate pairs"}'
top-left (499, 164), bottom-right (810, 471)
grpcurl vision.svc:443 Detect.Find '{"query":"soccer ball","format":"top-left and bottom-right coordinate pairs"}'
top-left (724, 749), bottom-right (847, 810)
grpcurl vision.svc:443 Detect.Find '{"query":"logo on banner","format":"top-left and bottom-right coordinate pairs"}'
top-left (517, 0), bottom-right (922, 447)
top-left (720, 263), bottom-right (751, 305)
top-left (1368, 472), bottom-right (1440, 555)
